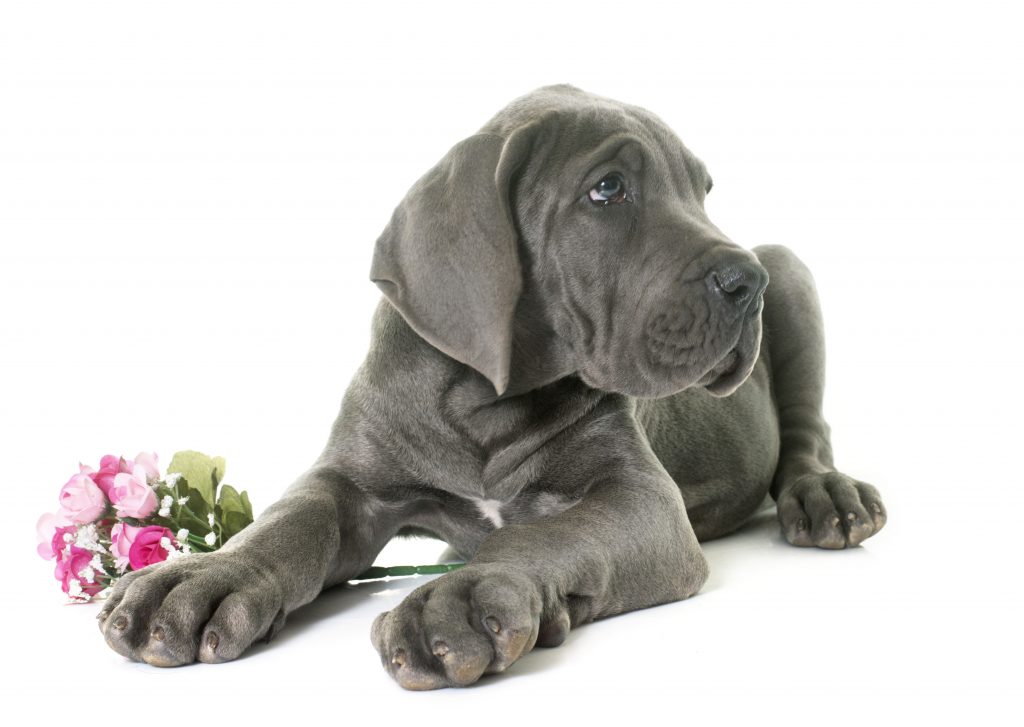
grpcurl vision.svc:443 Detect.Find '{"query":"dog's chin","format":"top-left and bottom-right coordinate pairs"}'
top-left (698, 319), bottom-right (763, 397)
top-left (592, 350), bottom-right (748, 400)
top-left (644, 333), bottom-right (759, 399)
top-left (698, 346), bottom-right (752, 397)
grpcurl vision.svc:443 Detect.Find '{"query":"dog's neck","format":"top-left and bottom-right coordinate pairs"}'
top-left (360, 300), bottom-right (610, 499)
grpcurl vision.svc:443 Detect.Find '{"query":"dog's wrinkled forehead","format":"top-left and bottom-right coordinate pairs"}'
top-left (479, 85), bottom-right (710, 199)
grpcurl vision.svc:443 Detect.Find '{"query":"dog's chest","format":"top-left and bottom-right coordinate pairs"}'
top-left (468, 490), bottom-right (579, 529)
top-left (429, 374), bottom-right (605, 505)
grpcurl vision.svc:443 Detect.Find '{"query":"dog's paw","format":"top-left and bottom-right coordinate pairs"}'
top-left (97, 551), bottom-right (285, 667)
top-left (370, 564), bottom-right (556, 690)
top-left (776, 472), bottom-right (886, 549)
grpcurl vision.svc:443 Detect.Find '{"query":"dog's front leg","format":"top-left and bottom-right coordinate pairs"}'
top-left (754, 245), bottom-right (887, 548)
top-left (371, 437), bottom-right (707, 690)
top-left (98, 462), bottom-right (395, 666)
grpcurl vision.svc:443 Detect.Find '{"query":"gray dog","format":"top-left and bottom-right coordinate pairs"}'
top-left (98, 85), bottom-right (886, 689)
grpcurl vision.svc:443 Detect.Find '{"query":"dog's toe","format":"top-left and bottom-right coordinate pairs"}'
top-left (99, 552), bottom-right (285, 666)
top-left (370, 565), bottom-right (545, 690)
top-left (777, 472), bottom-right (886, 549)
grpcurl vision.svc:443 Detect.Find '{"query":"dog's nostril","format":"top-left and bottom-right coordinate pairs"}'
top-left (713, 271), bottom-right (752, 301)
top-left (710, 262), bottom-right (769, 310)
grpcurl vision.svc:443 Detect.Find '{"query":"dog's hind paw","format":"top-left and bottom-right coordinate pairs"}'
top-left (370, 564), bottom-right (557, 690)
top-left (97, 551), bottom-right (285, 667)
top-left (776, 472), bottom-right (886, 549)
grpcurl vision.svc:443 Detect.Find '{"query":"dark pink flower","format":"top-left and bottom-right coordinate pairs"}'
top-left (90, 453), bottom-right (158, 496)
top-left (91, 455), bottom-right (131, 496)
top-left (127, 526), bottom-right (176, 570)
top-left (54, 545), bottom-right (105, 598)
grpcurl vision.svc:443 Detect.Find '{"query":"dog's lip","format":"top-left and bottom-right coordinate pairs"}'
top-left (699, 347), bottom-right (742, 392)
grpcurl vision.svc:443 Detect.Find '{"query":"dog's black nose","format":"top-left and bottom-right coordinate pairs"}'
top-left (709, 261), bottom-right (769, 313)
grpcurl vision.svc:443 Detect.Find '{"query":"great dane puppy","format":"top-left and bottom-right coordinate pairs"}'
top-left (98, 85), bottom-right (886, 688)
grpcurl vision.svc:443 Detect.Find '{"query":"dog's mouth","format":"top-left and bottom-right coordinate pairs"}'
top-left (700, 310), bottom-right (763, 397)
top-left (642, 310), bottom-right (760, 398)
top-left (698, 346), bottom-right (744, 395)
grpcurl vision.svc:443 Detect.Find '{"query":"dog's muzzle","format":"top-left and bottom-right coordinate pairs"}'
top-left (644, 258), bottom-right (769, 395)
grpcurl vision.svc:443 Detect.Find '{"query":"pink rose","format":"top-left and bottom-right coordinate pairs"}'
top-left (110, 465), bottom-right (158, 518)
top-left (127, 526), bottom-right (176, 570)
top-left (54, 544), bottom-right (105, 598)
top-left (91, 453), bottom-right (158, 495)
top-left (57, 472), bottom-right (108, 524)
top-left (36, 512), bottom-right (75, 560)
top-left (110, 522), bottom-right (142, 572)
top-left (132, 452), bottom-right (160, 482)
top-left (91, 455), bottom-right (130, 496)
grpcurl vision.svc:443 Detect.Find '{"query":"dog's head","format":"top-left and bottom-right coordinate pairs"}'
top-left (371, 85), bottom-right (768, 399)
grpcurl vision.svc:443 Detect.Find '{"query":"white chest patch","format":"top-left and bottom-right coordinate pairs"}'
top-left (473, 499), bottom-right (505, 528)
top-left (532, 492), bottom-right (576, 518)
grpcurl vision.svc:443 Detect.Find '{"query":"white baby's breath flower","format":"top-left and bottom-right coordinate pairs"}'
top-left (207, 513), bottom-right (215, 528)
top-left (81, 566), bottom-right (95, 583)
top-left (177, 496), bottom-right (189, 506)
top-left (62, 532), bottom-right (75, 544)
top-left (204, 531), bottom-right (217, 547)
top-left (67, 579), bottom-right (82, 598)
top-left (160, 536), bottom-right (173, 553)
top-left (180, 542), bottom-right (191, 556)
top-left (176, 528), bottom-right (189, 541)
top-left (158, 506), bottom-right (171, 517)
top-left (75, 524), bottom-right (107, 553)
top-left (164, 472), bottom-right (182, 487)
top-left (160, 495), bottom-right (174, 509)
top-left (89, 554), bottom-right (104, 572)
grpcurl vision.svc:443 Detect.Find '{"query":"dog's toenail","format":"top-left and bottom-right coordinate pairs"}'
top-left (433, 640), bottom-right (450, 657)
top-left (392, 649), bottom-right (406, 667)
top-left (830, 515), bottom-right (840, 527)
top-left (113, 617), bottom-right (127, 631)
top-left (206, 632), bottom-right (219, 651)
top-left (485, 616), bottom-right (502, 634)
top-left (97, 611), bottom-right (108, 622)
top-left (872, 503), bottom-right (882, 513)
top-left (151, 626), bottom-right (165, 642)
top-left (846, 512), bottom-right (856, 522)
top-left (796, 518), bottom-right (807, 531)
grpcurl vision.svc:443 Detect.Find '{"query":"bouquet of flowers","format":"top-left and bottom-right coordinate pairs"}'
top-left (36, 450), bottom-right (254, 603)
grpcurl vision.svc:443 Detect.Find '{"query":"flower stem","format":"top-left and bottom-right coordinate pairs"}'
top-left (349, 563), bottom-right (465, 581)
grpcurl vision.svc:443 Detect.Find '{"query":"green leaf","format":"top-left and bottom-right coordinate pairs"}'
top-left (239, 490), bottom-right (253, 521)
top-left (167, 451), bottom-right (226, 509)
top-left (216, 483), bottom-right (243, 515)
top-left (183, 484), bottom-right (210, 522)
top-left (215, 484), bottom-right (254, 542)
top-left (222, 510), bottom-right (252, 541)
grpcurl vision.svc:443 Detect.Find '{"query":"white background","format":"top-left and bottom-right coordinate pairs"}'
top-left (2, 0), bottom-right (1021, 722)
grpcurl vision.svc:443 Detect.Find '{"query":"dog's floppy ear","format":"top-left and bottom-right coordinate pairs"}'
top-left (371, 127), bottom-right (536, 396)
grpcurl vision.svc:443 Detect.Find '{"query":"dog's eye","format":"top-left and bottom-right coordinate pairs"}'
top-left (588, 173), bottom-right (629, 205)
